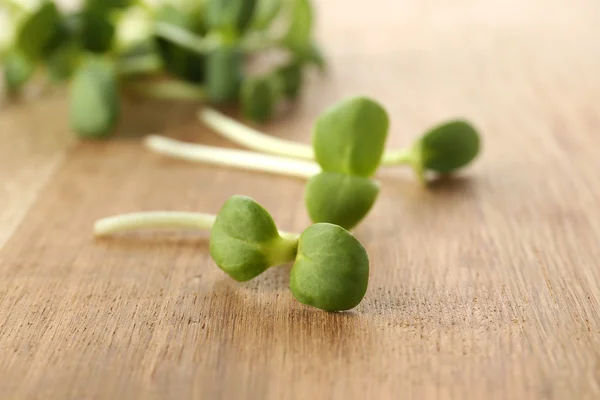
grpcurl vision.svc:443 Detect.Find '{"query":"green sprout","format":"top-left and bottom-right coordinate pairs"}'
top-left (144, 96), bottom-right (390, 230)
top-left (94, 195), bottom-right (369, 312)
top-left (1, 0), bottom-right (325, 136)
top-left (196, 101), bottom-right (481, 184)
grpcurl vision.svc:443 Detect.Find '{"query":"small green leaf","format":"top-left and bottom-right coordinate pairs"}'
top-left (276, 61), bottom-right (303, 99)
top-left (252, 0), bottom-right (282, 30)
top-left (290, 223), bottom-right (369, 312)
top-left (240, 75), bottom-right (281, 122)
top-left (283, 0), bottom-right (313, 52)
top-left (206, 0), bottom-right (258, 35)
top-left (305, 172), bottom-right (379, 230)
top-left (69, 56), bottom-right (120, 138)
top-left (209, 195), bottom-right (298, 282)
top-left (16, 2), bottom-right (61, 61)
top-left (3, 50), bottom-right (35, 94)
top-left (313, 96), bottom-right (390, 177)
top-left (417, 120), bottom-right (481, 173)
top-left (206, 45), bottom-right (243, 103)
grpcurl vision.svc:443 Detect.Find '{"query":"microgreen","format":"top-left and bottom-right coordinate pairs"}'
top-left (1, 0), bottom-right (325, 136)
top-left (195, 101), bottom-right (482, 183)
top-left (94, 195), bottom-right (370, 312)
top-left (146, 96), bottom-right (389, 230)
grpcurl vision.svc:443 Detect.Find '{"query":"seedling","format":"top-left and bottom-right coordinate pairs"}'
top-left (94, 195), bottom-right (369, 312)
top-left (197, 103), bottom-right (481, 183)
top-left (144, 96), bottom-right (390, 230)
top-left (0, 0), bottom-right (325, 136)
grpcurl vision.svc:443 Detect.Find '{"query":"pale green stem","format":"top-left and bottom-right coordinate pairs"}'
top-left (198, 107), bottom-right (417, 167)
top-left (117, 53), bottom-right (162, 76)
top-left (94, 211), bottom-right (299, 240)
top-left (154, 22), bottom-right (221, 54)
top-left (132, 80), bottom-right (206, 101)
top-left (94, 211), bottom-right (216, 237)
top-left (380, 148), bottom-right (412, 165)
top-left (199, 107), bottom-right (314, 160)
top-left (144, 135), bottom-right (321, 179)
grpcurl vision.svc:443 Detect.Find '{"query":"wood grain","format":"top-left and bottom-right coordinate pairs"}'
top-left (1, 0), bottom-right (600, 398)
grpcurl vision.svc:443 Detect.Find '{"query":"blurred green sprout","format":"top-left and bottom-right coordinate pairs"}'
top-left (0, 0), bottom-right (326, 137)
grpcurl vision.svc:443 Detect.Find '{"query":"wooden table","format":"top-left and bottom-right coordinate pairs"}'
top-left (1, 1), bottom-right (599, 398)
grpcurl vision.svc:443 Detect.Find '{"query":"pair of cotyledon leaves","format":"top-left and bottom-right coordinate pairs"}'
top-left (209, 194), bottom-right (369, 312)
top-left (305, 96), bottom-right (480, 230)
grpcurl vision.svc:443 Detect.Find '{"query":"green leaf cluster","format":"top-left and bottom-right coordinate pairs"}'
top-left (1, 0), bottom-right (326, 137)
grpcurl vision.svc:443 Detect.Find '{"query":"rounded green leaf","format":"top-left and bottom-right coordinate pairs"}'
top-left (313, 96), bottom-right (390, 177)
top-left (3, 50), bottom-right (34, 94)
top-left (418, 120), bottom-right (481, 173)
top-left (276, 62), bottom-right (303, 99)
top-left (206, 45), bottom-right (243, 103)
top-left (69, 57), bottom-right (120, 138)
top-left (16, 2), bottom-right (61, 61)
top-left (209, 195), bottom-right (298, 282)
top-left (305, 172), bottom-right (379, 230)
top-left (290, 223), bottom-right (369, 312)
top-left (241, 75), bottom-right (281, 122)
top-left (206, 0), bottom-right (258, 35)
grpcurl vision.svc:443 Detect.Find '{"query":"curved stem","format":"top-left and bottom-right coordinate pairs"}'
top-left (131, 80), bottom-right (206, 100)
top-left (94, 211), bottom-right (216, 237)
top-left (144, 135), bottom-right (320, 179)
top-left (199, 107), bottom-right (314, 160)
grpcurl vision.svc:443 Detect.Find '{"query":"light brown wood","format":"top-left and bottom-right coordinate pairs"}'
top-left (1, 0), bottom-right (600, 398)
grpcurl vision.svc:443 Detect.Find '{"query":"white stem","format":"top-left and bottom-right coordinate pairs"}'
top-left (144, 135), bottom-right (320, 179)
top-left (94, 212), bottom-right (216, 237)
top-left (199, 108), bottom-right (315, 160)
top-left (94, 211), bottom-right (300, 239)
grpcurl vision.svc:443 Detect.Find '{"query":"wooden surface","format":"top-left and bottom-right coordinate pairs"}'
top-left (1, 0), bottom-right (600, 398)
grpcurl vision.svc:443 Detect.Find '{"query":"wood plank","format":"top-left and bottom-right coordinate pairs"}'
top-left (1, 0), bottom-right (600, 398)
